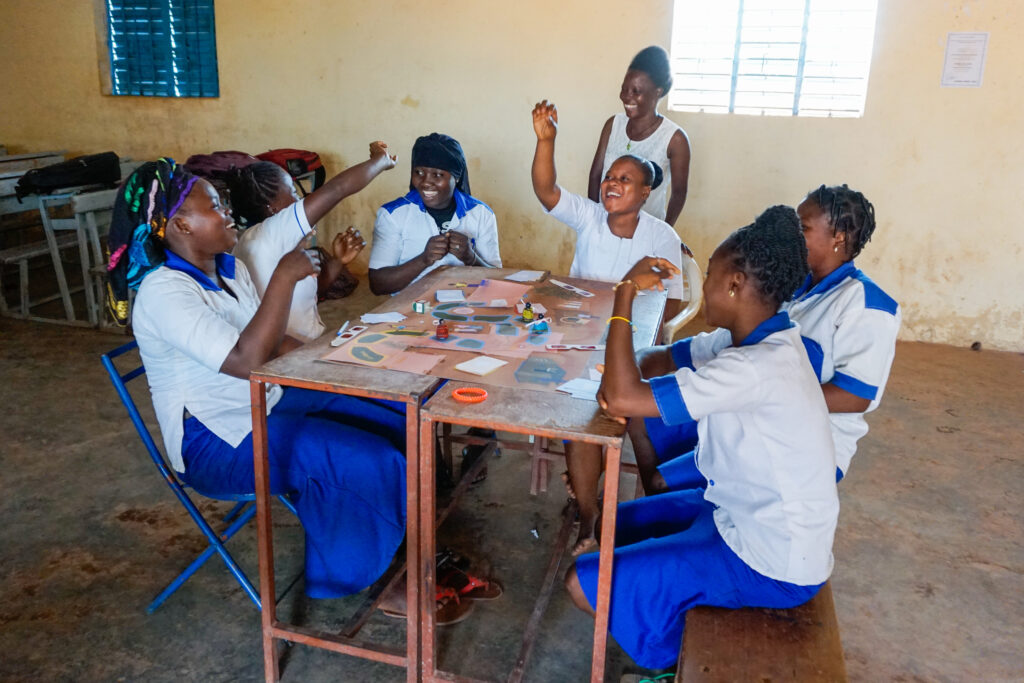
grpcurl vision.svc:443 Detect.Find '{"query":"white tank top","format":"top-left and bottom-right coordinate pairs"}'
top-left (601, 113), bottom-right (681, 222)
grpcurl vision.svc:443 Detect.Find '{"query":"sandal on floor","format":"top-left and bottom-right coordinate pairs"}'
top-left (440, 566), bottom-right (504, 601)
top-left (379, 584), bottom-right (476, 626)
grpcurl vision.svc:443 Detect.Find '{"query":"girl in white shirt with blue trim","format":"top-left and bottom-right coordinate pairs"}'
top-left (564, 206), bottom-right (838, 670)
top-left (230, 141), bottom-right (397, 342)
top-left (108, 160), bottom-right (408, 600)
top-left (634, 185), bottom-right (900, 493)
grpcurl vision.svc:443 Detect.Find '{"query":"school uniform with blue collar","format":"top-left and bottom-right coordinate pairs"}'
top-left (369, 189), bottom-right (501, 283)
top-left (575, 313), bottom-right (838, 669)
top-left (783, 261), bottom-right (900, 476)
top-left (132, 251), bottom-right (408, 598)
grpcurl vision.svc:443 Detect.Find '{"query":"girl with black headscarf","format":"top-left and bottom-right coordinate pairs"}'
top-left (368, 133), bottom-right (502, 295)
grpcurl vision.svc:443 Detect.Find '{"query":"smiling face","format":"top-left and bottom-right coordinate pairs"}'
top-left (411, 166), bottom-right (457, 209)
top-left (798, 197), bottom-right (845, 278)
top-left (175, 178), bottom-right (237, 255)
top-left (600, 157), bottom-right (651, 215)
top-left (619, 69), bottom-right (662, 119)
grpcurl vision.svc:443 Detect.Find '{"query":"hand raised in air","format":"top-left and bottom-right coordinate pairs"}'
top-left (332, 226), bottom-right (365, 265)
top-left (532, 100), bottom-right (559, 141)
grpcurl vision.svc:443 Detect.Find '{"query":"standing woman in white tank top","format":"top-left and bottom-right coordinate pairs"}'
top-left (588, 46), bottom-right (691, 226)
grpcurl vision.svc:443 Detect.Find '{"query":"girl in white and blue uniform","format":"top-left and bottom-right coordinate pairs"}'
top-left (369, 133), bottom-right (501, 295)
top-left (108, 160), bottom-right (408, 599)
top-left (635, 185), bottom-right (899, 492)
top-left (564, 206), bottom-right (838, 670)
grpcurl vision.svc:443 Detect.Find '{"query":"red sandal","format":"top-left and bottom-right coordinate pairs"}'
top-left (440, 566), bottom-right (504, 601)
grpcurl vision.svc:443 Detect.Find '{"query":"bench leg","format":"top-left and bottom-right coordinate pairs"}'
top-left (19, 259), bottom-right (29, 316)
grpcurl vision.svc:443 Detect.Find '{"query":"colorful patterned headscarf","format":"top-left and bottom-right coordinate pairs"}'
top-left (105, 158), bottom-right (198, 326)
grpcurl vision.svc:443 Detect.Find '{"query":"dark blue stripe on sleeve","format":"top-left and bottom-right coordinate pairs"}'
top-left (801, 335), bottom-right (825, 381)
top-left (669, 338), bottom-right (695, 370)
top-left (650, 375), bottom-right (695, 426)
top-left (831, 370), bottom-right (878, 400)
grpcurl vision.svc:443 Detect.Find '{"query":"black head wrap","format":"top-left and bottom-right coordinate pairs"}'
top-left (105, 158), bottom-right (198, 326)
top-left (410, 133), bottom-right (470, 195)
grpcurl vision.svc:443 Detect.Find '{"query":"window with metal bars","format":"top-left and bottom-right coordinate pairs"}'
top-left (103, 0), bottom-right (219, 97)
top-left (669, 0), bottom-right (878, 117)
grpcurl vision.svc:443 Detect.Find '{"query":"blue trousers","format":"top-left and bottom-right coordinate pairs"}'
top-left (180, 388), bottom-right (407, 599)
top-left (576, 489), bottom-right (822, 669)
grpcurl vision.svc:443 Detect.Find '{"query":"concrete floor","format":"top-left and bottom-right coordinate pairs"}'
top-left (0, 288), bottom-right (1021, 681)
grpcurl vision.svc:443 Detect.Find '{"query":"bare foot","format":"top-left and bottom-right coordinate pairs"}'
top-left (561, 470), bottom-right (577, 500)
top-left (571, 511), bottom-right (598, 556)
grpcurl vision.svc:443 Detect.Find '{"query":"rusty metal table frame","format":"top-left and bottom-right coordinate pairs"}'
top-left (250, 332), bottom-right (441, 683)
top-left (249, 265), bottom-right (664, 682)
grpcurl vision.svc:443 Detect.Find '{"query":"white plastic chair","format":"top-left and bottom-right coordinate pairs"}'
top-left (662, 251), bottom-right (703, 343)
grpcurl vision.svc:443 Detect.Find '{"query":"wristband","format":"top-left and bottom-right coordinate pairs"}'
top-left (606, 316), bottom-right (636, 330)
top-left (453, 387), bottom-right (488, 404)
top-left (614, 279), bottom-right (640, 294)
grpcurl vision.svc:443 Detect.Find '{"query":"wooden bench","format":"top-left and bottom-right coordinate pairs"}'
top-left (676, 582), bottom-right (847, 682)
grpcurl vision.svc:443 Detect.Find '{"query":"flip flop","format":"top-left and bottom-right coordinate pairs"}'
top-left (440, 566), bottom-right (504, 601)
top-left (379, 585), bottom-right (476, 626)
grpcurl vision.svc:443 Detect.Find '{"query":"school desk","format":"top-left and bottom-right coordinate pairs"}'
top-left (250, 265), bottom-right (664, 681)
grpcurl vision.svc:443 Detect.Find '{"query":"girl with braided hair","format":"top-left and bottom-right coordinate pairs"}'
top-left (632, 185), bottom-right (900, 494)
top-left (564, 206), bottom-right (838, 670)
top-left (106, 159), bottom-right (409, 599)
top-left (229, 141), bottom-right (397, 342)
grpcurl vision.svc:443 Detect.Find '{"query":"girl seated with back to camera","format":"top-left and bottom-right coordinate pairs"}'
top-left (565, 206), bottom-right (838, 671)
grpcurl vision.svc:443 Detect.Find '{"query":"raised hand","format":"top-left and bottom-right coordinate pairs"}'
top-left (277, 231), bottom-right (321, 282)
top-left (532, 100), bottom-right (559, 141)
top-left (447, 231), bottom-right (472, 262)
top-left (422, 233), bottom-right (450, 265)
top-left (622, 256), bottom-right (680, 292)
top-left (332, 226), bottom-right (365, 265)
top-left (369, 140), bottom-right (398, 170)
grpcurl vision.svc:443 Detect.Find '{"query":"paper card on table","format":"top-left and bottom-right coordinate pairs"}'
top-left (505, 270), bottom-right (546, 282)
top-left (454, 355), bottom-right (508, 376)
top-left (489, 299), bottom-right (508, 308)
top-left (436, 289), bottom-right (466, 303)
top-left (555, 378), bottom-right (600, 401)
top-left (360, 311), bottom-right (407, 324)
top-left (588, 368), bottom-right (603, 382)
top-left (470, 279), bottom-right (533, 307)
top-left (381, 350), bottom-right (444, 375)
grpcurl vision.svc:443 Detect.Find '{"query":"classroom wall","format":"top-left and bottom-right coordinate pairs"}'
top-left (1, 0), bottom-right (1021, 350)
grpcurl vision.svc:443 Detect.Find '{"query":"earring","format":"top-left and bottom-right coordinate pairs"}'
top-left (729, 289), bottom-right (735, 298)
top-left (834, 245), bottom-right (840, 253)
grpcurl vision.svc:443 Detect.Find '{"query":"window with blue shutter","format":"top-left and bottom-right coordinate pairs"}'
top-left (104, 0), bottom-right (219, 98)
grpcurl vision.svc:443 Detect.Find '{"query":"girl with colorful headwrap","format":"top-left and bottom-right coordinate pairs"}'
top-left (106, 159), bottom-right (409, 598)
top-left (368, 133), bottom-right (501, 295)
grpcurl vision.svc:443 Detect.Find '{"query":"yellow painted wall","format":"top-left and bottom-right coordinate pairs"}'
top-left (1, 0), bottom-right (1021, 350)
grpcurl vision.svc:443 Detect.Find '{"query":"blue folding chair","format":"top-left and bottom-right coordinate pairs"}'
top-left (101, 340), bottom-right (298, 613)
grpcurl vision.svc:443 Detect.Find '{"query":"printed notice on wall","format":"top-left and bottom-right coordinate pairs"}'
top-left (941, 32), bottom-right (989, 87)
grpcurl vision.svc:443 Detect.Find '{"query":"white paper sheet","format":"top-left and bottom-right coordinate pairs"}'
top-left (505, 270), bottom-right (547, 282)
top-left (360, 312), bottom-right (407, 324)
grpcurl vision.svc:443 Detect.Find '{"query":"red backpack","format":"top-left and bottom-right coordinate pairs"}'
top-left (256, 148), bottom-right (325, 194)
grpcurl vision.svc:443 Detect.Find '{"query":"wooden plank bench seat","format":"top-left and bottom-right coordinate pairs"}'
top-left (0, 232), bottom-right (80, 317)
top-left (677, 582), bottom-right (847, 682)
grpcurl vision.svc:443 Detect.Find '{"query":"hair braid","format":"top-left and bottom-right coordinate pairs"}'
top-left (721, 205), bottom-right (808, 307)
top-left (807, 184), bottom-right (876, 259)
top-left (223, 161), bottom-right (287, 228)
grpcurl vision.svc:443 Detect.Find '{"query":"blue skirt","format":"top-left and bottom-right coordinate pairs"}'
top-left (180, 388), bottom-right (407, 599)
top-left (575, 489), bottom-right (822, 669)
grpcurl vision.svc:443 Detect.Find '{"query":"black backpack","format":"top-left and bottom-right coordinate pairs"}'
top-left (15, 152), bottom-right (121, 201)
